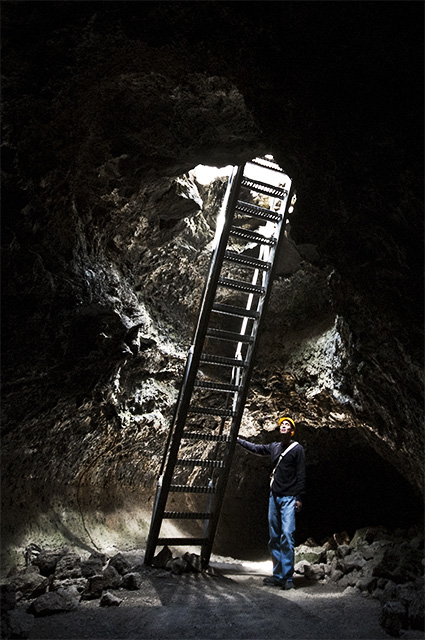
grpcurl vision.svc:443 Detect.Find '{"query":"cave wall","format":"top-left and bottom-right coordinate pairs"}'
top-left (1, 2), bottom-right (423, 566)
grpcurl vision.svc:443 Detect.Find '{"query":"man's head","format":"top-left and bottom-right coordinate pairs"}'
top-left (279, 416), bottom-right (295, 437)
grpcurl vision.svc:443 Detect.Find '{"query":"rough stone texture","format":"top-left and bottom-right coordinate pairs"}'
top-left (121, 572), bottom-right (142, 590)
top-left (4, 567), bottom-right (49, 601)
top-left (102, 565), bottom-right (122, 590)
top-left (80, 575), bottom-right (104, 600)
top-left (0, 2), bottom-right (423, 567)
top-left (28, 589), bottom-right (80, 617)
top-left (99, 592), bottom-right (122, 607)
top-left (107, 554), bottom-right (132, 577)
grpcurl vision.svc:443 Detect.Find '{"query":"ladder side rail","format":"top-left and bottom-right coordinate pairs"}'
top-left (144, 164), bottom-right (245, 565)
top-left (201, 179), bottom-right (295, 567)
top-left (156, 165), bottom-right (241, 477)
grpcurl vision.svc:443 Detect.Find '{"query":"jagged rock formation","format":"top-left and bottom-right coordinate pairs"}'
top-left (1, 2), bottom-right (423, 565)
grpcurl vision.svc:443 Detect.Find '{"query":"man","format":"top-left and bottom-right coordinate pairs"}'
top-left (237, 416), bottom-right (306, 590)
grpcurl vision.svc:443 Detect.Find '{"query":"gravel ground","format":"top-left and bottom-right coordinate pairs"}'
top-left (25, 556), bottom-right (425, 640)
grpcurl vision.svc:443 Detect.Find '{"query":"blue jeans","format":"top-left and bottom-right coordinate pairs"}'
top-left (268, 494), bottom-right (296, 583)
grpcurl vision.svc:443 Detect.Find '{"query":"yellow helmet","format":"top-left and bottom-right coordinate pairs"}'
top-left (279, 416), bottom-right (296, 431)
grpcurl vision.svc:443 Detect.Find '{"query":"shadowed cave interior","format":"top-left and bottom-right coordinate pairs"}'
top-left (1, 1), bottom-right (423, 569)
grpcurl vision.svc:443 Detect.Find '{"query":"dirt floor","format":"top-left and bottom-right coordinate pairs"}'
top-left (26, 555), bottom-right (424, 640)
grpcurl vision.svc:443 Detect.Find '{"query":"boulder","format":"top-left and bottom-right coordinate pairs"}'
top-left (102, 564), bottom-right (122, 589)
top-left (32, 549), bottom-right (69, 577)
top-left (100, 592), bottom-right (122, 607)
top-left (294, 560), bottom-right (310, 576)
top-left (337, 551), bottom-right (366, 573)
top-left (329, 569), bottom-right (344, 583)
top-left (108, 553), bottom-right (132, 576)
top-left (304, 564), bottom-right (325, 581)
top-left (6, 566), bottom-right (49, 600)
top-left (121, 572), bottom-right (142, 590)
top-left (182, 553), bottom-right (202, 573)
top-left (51, 577), bottom-right (87, 593)
top-left (81, 557), bottom-right (104, 578)
top-left (355, 570), bottom-right (378, 593)
top-left (350, 527), bottom-right (390, 549)
top-left (294, 545), bottom-right (326, 565)
top-left (338, 568), bottom-right (362, 588)
top-left (373, 544), bottom-right (423, 584)
top-left (80, 575), bottom-right (104, 600)
top-left (28, 589), bottom-right (80, 616)
top-left (54, 554), bottom-right (82, 580)
top-left (166, 557), bottom-right (188, 575)
top-left (151, 546), bottom-right (173, 569)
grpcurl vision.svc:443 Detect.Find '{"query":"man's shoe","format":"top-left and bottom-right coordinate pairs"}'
top-left (263, 576), bottom-right (283, 587)
top-left (281, 580), bottom-right (295, 590)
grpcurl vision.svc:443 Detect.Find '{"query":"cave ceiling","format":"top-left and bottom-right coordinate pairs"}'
top-left (1, 2), bottom-right (423, 559)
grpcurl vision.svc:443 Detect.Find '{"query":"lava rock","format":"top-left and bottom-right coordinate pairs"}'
top-left (304, 564), bottom-right (326, 581)
top-left (81, 557), bottom-right (104, 578)
top-left (32, 549), bottom-right (69, 577)
top-left (100, 592), bottom-right (122, 607)
top-left (182, 553), bottom-right (202, 573)
top-left (121, 572), bottom-right (142, 590)
top-left (6, 566), bottom-right (49, 600)
top-left (80, 575), bottom-right (104, 600)
top-left (166, 557), bottom-right (188, 575)
top-left (102, 564), bottom-right (122, 589)
top-left (108, 553), bottom-right (132, 576)
top-left (54, 554), bottom-right (82, 580)
top-left (294, 545), bottom-right (326, 565)
top-left (28, 589), bottom-right (80, 616)
top-left (151, 546), bottom-right (173, 569)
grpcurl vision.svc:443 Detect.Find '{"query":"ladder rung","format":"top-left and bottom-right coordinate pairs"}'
top-left (206, 328), bottom-right (254, 343)
top-left (212, 303), bottom-right (260, 319)
top-left (241, 178), bottom-right (288, 200)
top-left (235, 200), bottom-right (281, 222)
top-left (170, 484), bottom-right (216, 494)
top-left (182, 432), bottom-right (232, 443)
top-left (230, 226), bottom-right (277, 246)
top-left (200, 354), bottom-right (248, 368)
top-left (224, 250), bottom-right (271, 270)
top-left (188, 406), bottom-right (236, 417)
top-left (176, 458), bottom-right (225, 468)
top-left (248, 157), bottom-right (286, 174)
top-left (163, 512), bottom-right (212, 520)
top-left (195, 381), bottom-right (242, 392)
top-left (218, 277), bottom-right (265, 294)
top-left (157, 538), bottom-right (208, 546)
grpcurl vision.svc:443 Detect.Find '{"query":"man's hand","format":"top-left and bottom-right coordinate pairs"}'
top-left (295, 500), bottom-right (302, 513)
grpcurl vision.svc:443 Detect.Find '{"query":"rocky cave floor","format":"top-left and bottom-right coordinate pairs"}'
top-left (1, 526), bottom-right (424, 640)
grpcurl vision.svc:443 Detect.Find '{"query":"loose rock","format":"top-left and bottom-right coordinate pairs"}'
top-left (28, 589), bottom-right (80, 617)
top-left (100, 592), bottom-right (122, 607)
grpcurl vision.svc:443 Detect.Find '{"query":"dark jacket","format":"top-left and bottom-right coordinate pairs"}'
top-left (237, 438), bottom-right (306, 502)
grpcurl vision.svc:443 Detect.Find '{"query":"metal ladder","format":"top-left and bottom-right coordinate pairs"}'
top-left (144, 156), bottom-right (295, 568)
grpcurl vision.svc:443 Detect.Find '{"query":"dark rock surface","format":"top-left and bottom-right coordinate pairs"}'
top-left (1, 1), bottom-right (423, 569)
